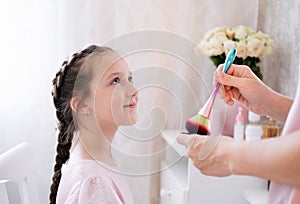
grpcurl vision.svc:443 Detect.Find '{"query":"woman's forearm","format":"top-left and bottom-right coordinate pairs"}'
top-left (230, 130), bottom-right (300, 186)
top-left (264, 88), bottom-right (293, 123)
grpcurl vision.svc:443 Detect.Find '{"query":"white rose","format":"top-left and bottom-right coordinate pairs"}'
top-left (245, 26), bottom-right (255, 34)
top-left (196, 41), bottom-right (210, 56)
top-left (223, 40), bottom-right (237, 55)
top-left (210, 27), bottom-right (228, 33)
top-left (234, 25), bottom-right (255, 40)
top-left (203, 27), bottom-right (227, 41)
top-left (234, 25), bottom-right (249, 40)
top-left (211, 32), bottom-right (229, 44)
top-left (226, 27), bottom-right (235, 39)
top-left (196, 39), bottom-right (224, 56)
top-left (197, 25), bottom-right (274, 59)
top-left (255, 31), bottom-right (270, 41)
top-left (196, 32), bottom-right (228, 56)
top-left (254, 31), bottom-right (274, 57)
top-left (206, 39), bottom-right (224, 56)
top-left (247, 36), bottom-right (265, 58)
top-left (236, 41), bottom-right (248, 59)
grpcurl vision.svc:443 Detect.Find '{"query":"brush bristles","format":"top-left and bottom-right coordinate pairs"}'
top-left (185, 115), bottom-right (210, 135)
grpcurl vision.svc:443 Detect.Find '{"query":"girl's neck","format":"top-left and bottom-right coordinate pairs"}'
top-left (70, 127), bottom-right (117, 167)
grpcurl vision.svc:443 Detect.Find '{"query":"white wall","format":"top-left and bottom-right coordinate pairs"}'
top-left (0, 1), bottom-right (58, 203)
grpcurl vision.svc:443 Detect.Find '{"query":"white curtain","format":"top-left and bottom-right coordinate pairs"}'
top-left (0, 0), bottom-right (262, 203)
top-left (258, 0), bottom-right (300, 97)
top-left (0, 1), bottom-right (58, 203)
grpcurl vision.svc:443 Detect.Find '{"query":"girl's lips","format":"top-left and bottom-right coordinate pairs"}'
top-left (123, 103), bottom-right (137, 108)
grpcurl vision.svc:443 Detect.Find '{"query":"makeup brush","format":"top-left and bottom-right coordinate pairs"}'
top-left (185, 48), bottom-right (237, 135)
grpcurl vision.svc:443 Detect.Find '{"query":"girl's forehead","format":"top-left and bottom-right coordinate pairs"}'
top-left (91, 52), bottom-right (130, 80)
top-left (93, 52), bottom-right (121, 69)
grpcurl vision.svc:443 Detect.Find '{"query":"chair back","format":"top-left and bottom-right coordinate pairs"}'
top-left (0, 143), bottom-right (40, 204)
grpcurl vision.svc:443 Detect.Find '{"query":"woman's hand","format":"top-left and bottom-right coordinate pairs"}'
top-left (214, 64), bottom-right (269, 115)
top-left (177, 130), bottom-right (300, 186)
top-left (177, 134), bottom-right (239, 177)
top-left (214, 64), bottom-right (293, 122)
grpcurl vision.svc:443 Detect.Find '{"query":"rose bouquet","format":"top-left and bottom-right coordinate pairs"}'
top-left (195, 25), bottom-right (274, 80)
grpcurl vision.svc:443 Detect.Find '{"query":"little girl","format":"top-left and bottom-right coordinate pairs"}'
top-left (49, 45), bottom-right (138, 204)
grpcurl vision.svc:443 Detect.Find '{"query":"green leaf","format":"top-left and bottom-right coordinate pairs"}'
top-left (210, 54), bottom-right (226, 67)
top-left (209, 55), bottom-right (263, 80)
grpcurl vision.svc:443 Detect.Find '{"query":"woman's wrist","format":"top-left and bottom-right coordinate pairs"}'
top-left (264, 89), bottom-right (293, 123)
top-left (228, 141), bottom-right (247, 175)
top-left (229, 140), bottom-right (258, 176)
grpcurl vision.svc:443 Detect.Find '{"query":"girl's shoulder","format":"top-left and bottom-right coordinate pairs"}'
top-left (63, 159), bottom-right (117, 179)
top-left (75, 176), bottom-right (123, 203)
top-left (60, 174), bottom-right (123, 204)
top-left (59, 160), bottom-right (124, 203)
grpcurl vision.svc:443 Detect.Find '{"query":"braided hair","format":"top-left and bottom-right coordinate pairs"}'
top-left (50, 45), bottom-right (113, 204)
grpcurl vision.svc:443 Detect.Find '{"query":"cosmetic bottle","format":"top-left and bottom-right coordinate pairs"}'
top-left (245, 111), bottom-right (263, 142)
top-left (234, 107), bottom-right (245, 141)
top-left (262, 116), bottom-right (282, 139)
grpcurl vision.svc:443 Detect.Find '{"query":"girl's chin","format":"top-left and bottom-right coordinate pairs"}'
top-left (125, 118), bottom-right (138, 125)
top-left (121, 116), bottom-right (138, 126)
top-left (112, 116), bottom-right (138, 126)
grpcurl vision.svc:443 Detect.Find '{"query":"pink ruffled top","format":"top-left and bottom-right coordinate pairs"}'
top-left (56, 160), bottom-right (134, 204)
top-left (268, 70), bottom-right (300, 203)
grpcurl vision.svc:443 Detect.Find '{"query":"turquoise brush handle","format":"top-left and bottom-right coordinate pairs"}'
top-left (222, 48), bottom-right (237, 73)
top-left (214, 48), bottom-right (237, 93)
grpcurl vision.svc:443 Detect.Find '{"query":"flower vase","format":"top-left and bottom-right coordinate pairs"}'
top-left (194, 25), bottom-right (274, 136)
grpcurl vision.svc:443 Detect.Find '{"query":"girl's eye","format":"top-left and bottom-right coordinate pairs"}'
top-left (128, 75), bottom-right (134, 83)
top-left (112, 77), bottom-right (120, 85)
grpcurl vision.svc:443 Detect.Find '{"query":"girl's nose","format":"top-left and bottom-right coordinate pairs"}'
top-left (126, 83), bottom-right (138, 98)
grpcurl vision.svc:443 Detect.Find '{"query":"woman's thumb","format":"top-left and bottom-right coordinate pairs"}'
top-left (215, 69), bottom-right (242, 88)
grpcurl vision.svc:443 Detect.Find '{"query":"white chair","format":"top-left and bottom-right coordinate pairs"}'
top-left (0, 143), bottom-right (40, 204)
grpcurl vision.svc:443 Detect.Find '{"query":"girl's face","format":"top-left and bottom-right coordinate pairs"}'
top-left (88, 52), bottom-right (138, 132)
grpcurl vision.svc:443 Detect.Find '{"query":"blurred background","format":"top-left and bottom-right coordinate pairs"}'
top-left (0, 0), bottom-right (299, 203)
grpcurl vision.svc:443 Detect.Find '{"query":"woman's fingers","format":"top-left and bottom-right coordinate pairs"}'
top-left (177, 134), bottom-right (233, 176)
top-left (177, 134), bottom-right (197, 149)
top-left (215, 64), bottom-right (249, 88)
top-left (177, 134), bottom-right (201, 159)
top-left (177, 134), bottom-right (205, 155)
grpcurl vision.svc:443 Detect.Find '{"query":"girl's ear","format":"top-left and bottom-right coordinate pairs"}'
top-left (70, 97), bottom-right (90, 114)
